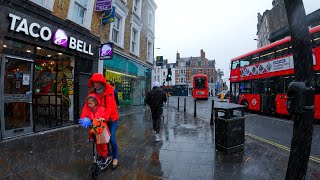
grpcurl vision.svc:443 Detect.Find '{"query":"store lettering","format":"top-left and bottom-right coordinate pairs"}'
top-left (9, 13), bottom-right (52, 41)
top-left (69, 37), bottom-right (93, 55)
top-left (105, 70), bottom-right (122, 83)
top-left (8, 13), bottom-right (94, 56)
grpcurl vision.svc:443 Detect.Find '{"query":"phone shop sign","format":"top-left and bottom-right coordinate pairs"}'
top-left (8, 13), bottom-right (94, 56)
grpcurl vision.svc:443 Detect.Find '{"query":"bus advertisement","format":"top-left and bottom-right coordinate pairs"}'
top-left (229, 25), bottom-right (320, 121)
top-left (192, 74), bottom-right (209, 100)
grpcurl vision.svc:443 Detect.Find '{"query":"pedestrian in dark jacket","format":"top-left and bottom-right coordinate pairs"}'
top-left (145, 81), bottom-right (167, 142)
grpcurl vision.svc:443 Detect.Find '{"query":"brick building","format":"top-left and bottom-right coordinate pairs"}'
top-left (99, 0), bottom-right (157, 106)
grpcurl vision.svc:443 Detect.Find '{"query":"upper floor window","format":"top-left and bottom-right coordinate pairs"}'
top-left (133, 0), bottom-right (142, 18)
top-left (67, 0), bottom-right (94, 29)
top-left (130, 19), bottom-right (142, 56)
top-left (231, 60), bottom-right (240, 69)
top-left (109, 3), bottom-right (128, 48)
top-left (147, 39), bottom-right (153, 63)
top-left (30, 0), bottom-right (54, 11)
top-left (148, 11), bottom-right (154, 31)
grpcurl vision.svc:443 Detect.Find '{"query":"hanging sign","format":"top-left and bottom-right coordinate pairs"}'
top-left (99, 43), bottom-right (113, 60)
top-left (95, 0), bottom-right (112, 11)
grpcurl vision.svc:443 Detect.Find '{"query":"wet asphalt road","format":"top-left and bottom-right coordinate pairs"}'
top-left (0, 105), bottom-right (319, 179)
top-left (168, 96), bottom-right (320, 161)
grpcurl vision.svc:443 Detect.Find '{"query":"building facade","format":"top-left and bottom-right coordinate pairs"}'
top-left (257, 0), bottom-right (320, 47)
top-left (153, 49), bottom-right (221, 96)
top-left (99, 0), bottom-right (156, 106)
top-left (0, 0), bottom-right (101, 139)
top-left (0, 0), bottom-right (157, 140)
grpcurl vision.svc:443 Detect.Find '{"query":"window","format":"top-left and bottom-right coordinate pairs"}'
top-left (204, 69), bottom-right (207, 74)
top-left (251, 53), bottom-right (260, 64)
top-left (193, 69), bottom-right (198, 74)
top-left (131, 28), bottom-right (138, 55)
top-left (260, 49), bottom-right (275, 61)
top-left (231, 60), bottom-right (240, 69)
top-left (240, 58), bottom-right (250, 67)
top-left (275, 43), bottom-right (289, 58)
top-left (67, 0), bottom-right (94, 29)
top-left (147, 40), bottom-right (153, 63)
top-left (72, 0), bottom-right (87, 25)
top-left (240, 81), bottom-right (251, 94)
top-left (130, 19), bottom-right (142, 56)
top-left (163, 71), bottom-right (165, 76)
top-left (284, 76), bottom-right (295, 92)
top-left (148, 12), bottom-right (154, 31)
top-left (133, 0), bottom-right (142, 18)
top-left (194, 77), bottom-right (206, 89)
top-left (252, 80), bottom-right (260, 94)
top-left (31, 0), bottom-right (54, 11)
top-left (112, 16), bottom-right (120, 43)
top-left (181, 78), bottom-right (184, 83)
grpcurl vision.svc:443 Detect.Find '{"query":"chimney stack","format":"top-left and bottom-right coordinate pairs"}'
top-left (200, 49), bottom-right (205, 59)
top-left (176, 51), bottom-right (180, 60)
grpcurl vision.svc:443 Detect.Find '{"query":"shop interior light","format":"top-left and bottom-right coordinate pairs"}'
top-left (26, 50), bottom-right (31, 53)
top-left (105, 69), bottom-right (138, 78)
top-left (3, 44), bottom-right (7, 48)
top-left (37, 47), bottom-right (42, 50)
top-left (58, 53), bottom-right (62, 55)
top-left (47, 55), bottom-right (51, 57)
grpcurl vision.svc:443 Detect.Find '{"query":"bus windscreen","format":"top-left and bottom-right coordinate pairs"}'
top-left (194, 77), bottom-right (206, 89)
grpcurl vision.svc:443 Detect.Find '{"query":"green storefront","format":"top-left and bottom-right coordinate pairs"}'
top-left (103, 53), bottom-right (152, 106)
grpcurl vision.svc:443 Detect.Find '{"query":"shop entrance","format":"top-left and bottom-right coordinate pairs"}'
top-left (1, 55), bottom-right (34, 138)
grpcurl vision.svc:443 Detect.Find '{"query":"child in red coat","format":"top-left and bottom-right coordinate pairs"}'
top-left (81, 94), bottom-right (111, 165)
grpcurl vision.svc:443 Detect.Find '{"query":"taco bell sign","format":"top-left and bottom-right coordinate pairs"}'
top-left (99, 43), bottom-right (113, 60)
top-left (8, 13), bottom-right (94, 56)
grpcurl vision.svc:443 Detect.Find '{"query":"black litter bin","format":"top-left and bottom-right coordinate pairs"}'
top-left (214, 103), bottom-right (245, 154)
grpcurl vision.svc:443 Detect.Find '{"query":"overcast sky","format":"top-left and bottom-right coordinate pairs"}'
top-left (154, 0), bottom-right (320, 80)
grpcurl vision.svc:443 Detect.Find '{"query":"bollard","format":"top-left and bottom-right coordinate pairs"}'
top-left (194, 99), bottom-right (197, 117)
top-left (178, 97), bottom-right (180, 111)
top-left (210, 100), bottom-right (214, 125)
top-left (184, 98), bottom-right (186, 112)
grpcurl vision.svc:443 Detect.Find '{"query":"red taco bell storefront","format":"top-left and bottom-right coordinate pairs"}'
top-left (0, 3), bottom-right (100, 139)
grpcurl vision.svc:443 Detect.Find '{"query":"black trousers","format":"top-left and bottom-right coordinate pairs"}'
top-left (151, 107), bottom-right (163, 134)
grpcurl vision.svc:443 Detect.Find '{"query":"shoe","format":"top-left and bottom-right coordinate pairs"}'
top-left (112, 159), bottom-right (118, 170)
top-left (155, 134), bottom-right (161, 142)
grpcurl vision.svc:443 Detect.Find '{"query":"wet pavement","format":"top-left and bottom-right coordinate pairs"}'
top-left (1, 106), bottom-right (320, 179)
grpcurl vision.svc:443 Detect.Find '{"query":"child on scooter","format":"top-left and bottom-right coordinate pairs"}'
top-left (80, 94), bottom-right (111, 165)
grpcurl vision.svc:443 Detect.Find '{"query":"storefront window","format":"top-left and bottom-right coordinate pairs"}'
top-left (103, 54), bottom-right (151, 106)
top-left (33, 48), bottom-right (74, 131)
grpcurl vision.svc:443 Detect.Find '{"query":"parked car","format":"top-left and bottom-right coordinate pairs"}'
top-left (217, 90), bottom-right (229, 99)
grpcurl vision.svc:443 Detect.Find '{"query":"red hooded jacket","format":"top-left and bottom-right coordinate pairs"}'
top-left (85, 73), bottom-right (119, 121)
top-left (80, 93), bottom-right (108, 120)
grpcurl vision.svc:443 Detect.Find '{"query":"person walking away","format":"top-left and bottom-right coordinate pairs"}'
top-left (145, 81), bottom-right (167, 142)
top-left (87, 73), bottom-right (119, 169)
top-left (80, 94), bottom-right (111, 165)
top-left (110, 82), bottom-right (119, 107)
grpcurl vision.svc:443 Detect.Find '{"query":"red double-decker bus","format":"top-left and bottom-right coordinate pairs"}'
top-left (229, 25), bottom-right (320, 120)
top-left (192, 74), bottom-right (209, 100)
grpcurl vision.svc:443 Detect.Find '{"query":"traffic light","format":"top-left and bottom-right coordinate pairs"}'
top-left (166, 68), bottom-right (172, 81)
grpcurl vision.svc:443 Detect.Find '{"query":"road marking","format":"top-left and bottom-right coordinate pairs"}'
top-left (246, 133), bottom-right (320, 164)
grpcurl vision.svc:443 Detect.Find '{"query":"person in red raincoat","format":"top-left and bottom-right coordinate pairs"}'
top-left (84, 73), bottom-right (119, 169)
top-left (80, 93), bottom-right (111, 165)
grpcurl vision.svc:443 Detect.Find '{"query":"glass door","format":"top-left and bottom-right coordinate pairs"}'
top-left (1, 55), bottom-right (33, 138)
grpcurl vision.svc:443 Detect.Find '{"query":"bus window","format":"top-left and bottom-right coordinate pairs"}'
top-left (231, 60), bottom-right (240, 69)
top-left (251, 53), bottom-right (260, 64)
top-left (260, 49), bottom-right (275, 61)
top-left (240, 81), bottom-right (251, 94)
top-left (252, 80), bottom-right (261, 94)
top-left (194, 77), bottom-right (206, 89)
top-left (275, 43), bottom-right (289, 58)
top-left (316, 73), bottom-right (320, 94)
top-left (240, 57), bottom-right (250, 67)
top-left (313, 32), bottom-right (320, 48)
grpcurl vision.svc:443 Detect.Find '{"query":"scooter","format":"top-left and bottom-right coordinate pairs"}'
top-left (91, 140), bottom-right (112, 179)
